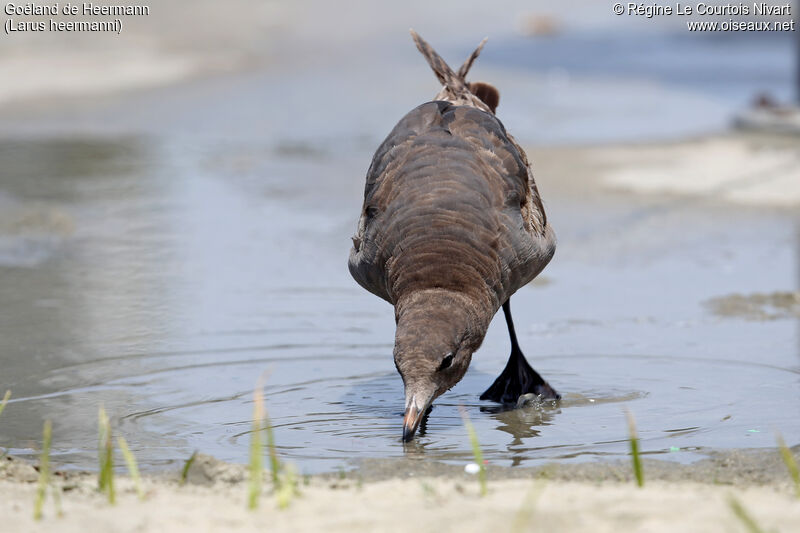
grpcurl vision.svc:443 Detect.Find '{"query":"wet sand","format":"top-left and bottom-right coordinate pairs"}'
top-left (2, 449), bottom-right (800, 532)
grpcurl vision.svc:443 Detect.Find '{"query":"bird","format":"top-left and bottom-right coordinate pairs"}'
top-left (348, 30), bottom-right (559, 441)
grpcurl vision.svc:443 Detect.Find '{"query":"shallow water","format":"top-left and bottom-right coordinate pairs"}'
top-left (0, 133), bottom-right (797, 473)
top-left (0, 20), bottom-right (798, 473)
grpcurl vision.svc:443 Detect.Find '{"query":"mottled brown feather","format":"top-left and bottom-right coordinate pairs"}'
top-left (350, 101), bottom-right (554, 313)
top-left (348, 33), bottom-right (555, 431)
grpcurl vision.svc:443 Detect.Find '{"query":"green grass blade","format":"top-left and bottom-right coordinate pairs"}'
top-left (0, 390), bottom-right (10, 417)
top-left (180, 450), bottom-right (198, 486)
top-left (248, 384), bottom-right (265, 510)
top-left (98, 407), bottom-right (107, 491)
top-left (510, 478), bottom-right (545, 533)
top-left (625, 409), bottom-right (644, 488)
top-left (265, 408), bottom-right (281, 489)
top-left (776, 433), bottom-right (800, 498)
top-left (728, 495), bottom-right (767, 533)
top-left (275, 463), bottom-right (298, 510)
top-left (33, 420), bottom-right (51, 521)
top-left (117, 436), bottom-right (145, 500)
top-left (50, 483), bottom-right (63, 518)
top-left (459, 407), bottom-right (487, 497)
top-left (97, 406), bottom-right (115, 504)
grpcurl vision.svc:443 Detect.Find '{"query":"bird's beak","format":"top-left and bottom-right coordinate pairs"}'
top-left (402, 404), bottom-right (421, 441)
top-left (402, 394), bottom-right (432, 442)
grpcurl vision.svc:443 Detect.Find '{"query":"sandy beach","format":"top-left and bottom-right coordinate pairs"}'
top-left (2, 450), bottom-right (800, 532)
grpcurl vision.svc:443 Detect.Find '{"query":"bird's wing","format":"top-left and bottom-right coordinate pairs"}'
top-left (349, 102), bottom-right (554, 305)
top-left (441, 105), bottom-right (554, 300)
top-left (349, 102), bottom-right (452, 302)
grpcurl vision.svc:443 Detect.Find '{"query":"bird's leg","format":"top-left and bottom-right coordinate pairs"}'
top-left (479, 299), bottom-right (560, 404)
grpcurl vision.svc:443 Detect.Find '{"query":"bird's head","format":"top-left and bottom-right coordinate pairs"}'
top-left (393, 290), bottom-right (488, 441)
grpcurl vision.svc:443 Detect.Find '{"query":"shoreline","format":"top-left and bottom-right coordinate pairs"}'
top-left (3, 445), bottom-right (798, 487)
top-left (2, 448), bottom-right (799, 532)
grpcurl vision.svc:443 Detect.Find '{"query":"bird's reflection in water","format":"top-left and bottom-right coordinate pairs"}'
top-left (401, 401), bottom-right (562, 466)
top-left (482, 401), bottom-right (561, 466)
top-left (482, 403), bottom-right (559, 442)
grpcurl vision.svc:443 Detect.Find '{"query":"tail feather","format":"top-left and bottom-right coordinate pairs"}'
top-left (409, 30), bottom-right (498, 113)
top-left (457, 37), bottom-right (487, 79)
top-left (409, 29), bottom-right (467, 93)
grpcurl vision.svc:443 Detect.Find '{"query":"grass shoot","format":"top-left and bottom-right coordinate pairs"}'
top-left (248, 384), bottom-right (265, 510)
top-left (97, 406), bottom-right (115, 504)
top-left (776, 433), bottom-right (800, 499)
top-left (727, 495), bottom-right (767, 533)
top-left (275, 463), bottom-right (299, 510)
top-left (180, 450), bottom-right (198, 486)
top-left (246, 377), bottom-right (299, 510)
top-left (265, 407), bottom-right (280, 489)
top-left (625, 409), bottom-right (644, 488)
top-left (511, 478), bottom-right (546, 533)
top-left (459, 406), bottom-right (487, 497)
top-left (118, 436), bottom-right (145, 500)
top-left (50, 482), bottom-right (63, 518)
top-left (33, 420), bottom-right (51, 521)
top-left (0, 390), bottom-right (10, 417)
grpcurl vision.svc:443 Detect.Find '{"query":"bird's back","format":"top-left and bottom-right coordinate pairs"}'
top-left (349, 100), bottom-right (555, 310)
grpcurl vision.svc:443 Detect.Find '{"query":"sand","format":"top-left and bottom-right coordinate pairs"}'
top-left (2, 451), bottom-right (800, 532)
top-left (6, 476), bottom-right (799, 533)
top-left (527, 134), bottom-right (800, 208)
top-left (2, 472), bottom-right (799, 532)
top-left (595, 135), bottom-right (800, 207)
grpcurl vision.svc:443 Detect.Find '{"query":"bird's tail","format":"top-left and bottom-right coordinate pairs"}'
top-left (410, 30), bottom-right (499, 113)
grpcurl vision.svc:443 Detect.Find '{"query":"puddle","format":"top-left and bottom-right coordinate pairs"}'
top-left (0, 136), bottom-right (797, 474)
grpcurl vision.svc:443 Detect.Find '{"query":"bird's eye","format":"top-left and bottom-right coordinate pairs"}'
top-left (438, 352), bottom-right (455, 371)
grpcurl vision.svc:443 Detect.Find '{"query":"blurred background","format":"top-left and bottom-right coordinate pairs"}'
top-left (0, 0), bottom-right (798, 474)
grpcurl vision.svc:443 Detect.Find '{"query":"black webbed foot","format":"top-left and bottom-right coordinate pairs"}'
top-left (479, 347), bottom-right (560, 403)
top-left (480, 299), bottom-right (560, 404)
